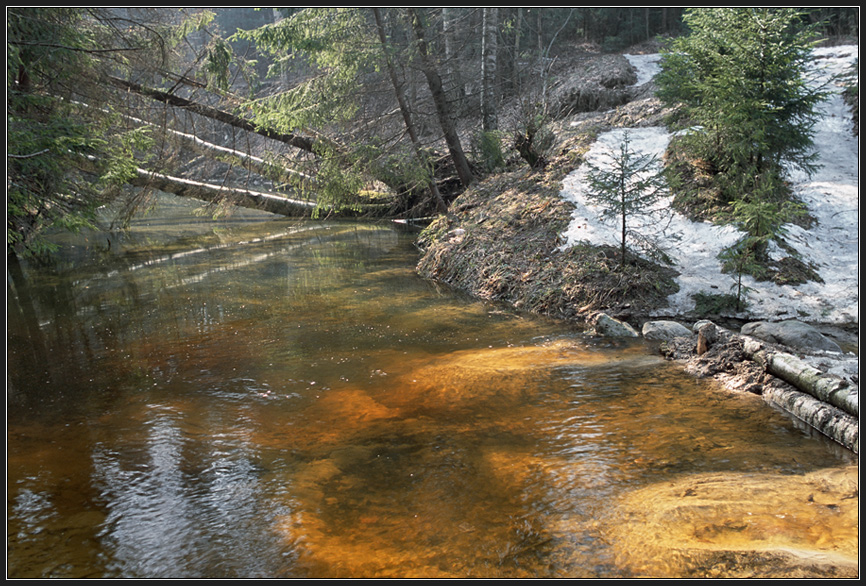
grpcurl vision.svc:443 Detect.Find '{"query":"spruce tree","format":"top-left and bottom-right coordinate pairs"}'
top-left (582, 130), bottom-right (669, 268)
top-left (7, 8), bottom-right (203, 256)
top-left (656, 8), bottom-right (826, 208)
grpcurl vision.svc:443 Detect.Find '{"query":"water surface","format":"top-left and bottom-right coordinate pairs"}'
top-left (7, 196), bottom-right (856, 578)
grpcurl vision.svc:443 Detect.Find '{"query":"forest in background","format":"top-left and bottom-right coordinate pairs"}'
top-left (6, 7), bottom-right (860, 257)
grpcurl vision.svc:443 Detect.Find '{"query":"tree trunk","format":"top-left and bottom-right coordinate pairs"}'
top-left (762, 385), bottom-right (859, 454)
top-left (271, 9), bottom-right (291, 90)
top-left (122, 109), bottom-right (316, 190)
top-left (168, 128), bottom-right (315, 189)
top-left (537, 10), bottom-right (543, 58)
top-left (129, 168), bottom-right (316, 216)
top-left (109, 73), bottom-right (448, 202)
top-left (645, 7), bottom-right (651, 41)
top-left (89, 103), bottom-right (318, 194)
top-left (739, 335), bottom-right (858, 453)
top-left (481, 7), bottom-right (499, 133)
top-left (511, 8), bottom-right (523, 92)
top-left (691, 323), bottom-right (858, 453)
top-left (442, 7), bottom-right (465, 102)
top-left (408, 8), bottom-right (474, 189)
top-left (620, 177), bottom-right (627, 267)
top-left (373, 8), bottom-right (447, 213)
top-left (107, 75), bottom-right (318, 154)
top-left (743, 338), bottom-right (859, 418)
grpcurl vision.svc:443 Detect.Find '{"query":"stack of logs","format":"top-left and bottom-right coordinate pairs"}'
top-left (697, 321), bottom-right (858, 454)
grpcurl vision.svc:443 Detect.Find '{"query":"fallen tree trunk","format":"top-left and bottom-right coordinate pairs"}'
top-left (107, 75), bottom-right (318, 153)
top-left (111, 105), bottom-right (318, 189)
top-left (742, 337), bottom-right (859, 418)
top-left (130, 168), bottom-right (315, 217)
top-left (762, 385), bottom-right (859, 454)
top-left (165, 126), bottom-right (317, 189)
top-left (76, 98), bottom-right (319, 191)
top-left (129, 168), bottom-right (392, 218)
top-left (673, 322), bottom-right (859, 453)
top-left (106, 76), bottom-right (429, 209)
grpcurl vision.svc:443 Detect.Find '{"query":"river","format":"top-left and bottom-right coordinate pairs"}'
top-left (7, 195), bottom-right (858, 578)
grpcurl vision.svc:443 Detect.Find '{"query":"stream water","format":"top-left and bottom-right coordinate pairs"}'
top-left (7, 196), bottom-right (857, 578)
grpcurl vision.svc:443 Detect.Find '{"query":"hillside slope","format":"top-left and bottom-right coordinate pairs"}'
top-left (560, 46), bottom-right (859, 326)
top-left (418, 45), bottom-right (859, 333)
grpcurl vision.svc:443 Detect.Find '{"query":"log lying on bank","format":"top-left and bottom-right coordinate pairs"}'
top-left (658, 319), bottom-right (859, 454)
top-left (741, 336), bottom-right (858, 454)
top-left (762, 385), bottom-right (859, 454)
top-left (742, 337), bottom-right (859, 418)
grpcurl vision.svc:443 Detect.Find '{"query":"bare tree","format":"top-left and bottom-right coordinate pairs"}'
top-left (407, 8), bottom-right (474, 189)
top-left (481, 7), bottom-right (499, 133)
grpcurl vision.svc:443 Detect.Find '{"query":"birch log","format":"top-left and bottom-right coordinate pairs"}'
top-left (742, 337), bottom-right (859, 418)
top-left (741, 336), bottom-right (858, 453)
top-left (161, 127), bottom-right (317, 189)
top-left (762, 385), bottom-right (859, 454)
top-left (82, 102), bottom-right (317, 189)
top-left (131, 168), bottom-right (316, 217)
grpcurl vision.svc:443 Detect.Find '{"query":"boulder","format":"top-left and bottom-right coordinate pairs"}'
top-left (593, 313), bottom-right (639, 338)
top-left (641, 320), bottom-right (693, 341)
top-left (740, 320), bottom-right (843, 353)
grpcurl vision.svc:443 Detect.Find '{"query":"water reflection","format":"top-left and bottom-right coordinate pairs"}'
top-left (7, 197), bottom-right (857, 578)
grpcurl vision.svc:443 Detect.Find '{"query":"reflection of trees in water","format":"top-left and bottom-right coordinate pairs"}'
top-left (7, 223), bottom-right (403, 398)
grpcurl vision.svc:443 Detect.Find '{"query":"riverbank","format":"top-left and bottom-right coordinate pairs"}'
top-left (415, 44), bottom-right (859, 577)
top-left (419, 45), bottom-right (858, 329)
top-left (415, 45), bottom-right (859, 448)
top-left (416, 97), bottom-right (682, 323)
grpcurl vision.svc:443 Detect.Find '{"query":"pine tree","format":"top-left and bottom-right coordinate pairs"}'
top-left (582, 131), bottom-right (669, 268)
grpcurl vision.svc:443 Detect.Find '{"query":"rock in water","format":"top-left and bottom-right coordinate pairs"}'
top-left (642, 320), bottom-right (693, 341)
top-left (607, 466), bottom-right (859, 578)
top-left (593, 313), bottom-right (639, 337)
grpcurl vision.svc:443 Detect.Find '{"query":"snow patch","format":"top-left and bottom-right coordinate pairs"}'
top-left (560, 46), bottom-right (859, 325)
top-left (624, 53), bottom-right (662, 86)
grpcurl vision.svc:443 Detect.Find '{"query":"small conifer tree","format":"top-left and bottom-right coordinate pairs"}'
top-left (583, 130), bottom-right (669, 268)
top-left (718, 236), bottom-right (763, 312)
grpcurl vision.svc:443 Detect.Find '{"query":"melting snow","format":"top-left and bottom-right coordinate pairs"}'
top-left (560, 46), bottom-right (859, 325)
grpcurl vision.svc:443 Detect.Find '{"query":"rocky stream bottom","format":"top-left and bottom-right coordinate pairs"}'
top-left (608, 464), bottom-right (858, 578)
top-left (419, 222), bottom-right (858, 576)
top-left (415, 110), bottom-right (858, 575)
top-left (587, 314), bottom-right (859, 578)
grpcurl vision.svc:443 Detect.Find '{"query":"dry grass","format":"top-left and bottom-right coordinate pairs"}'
top-left (416, 132), bottom-right (679, 325)
top-left (415, 49), bottom-right (688, 327)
